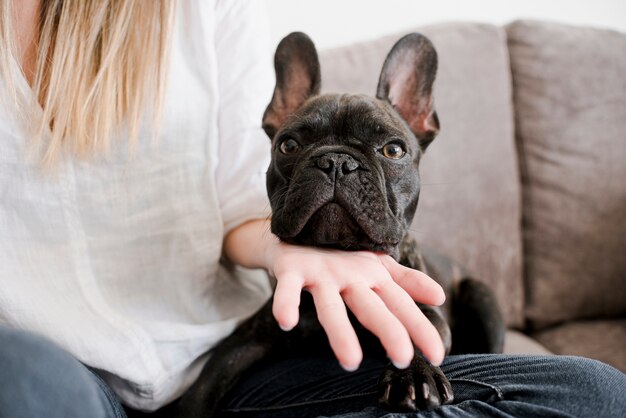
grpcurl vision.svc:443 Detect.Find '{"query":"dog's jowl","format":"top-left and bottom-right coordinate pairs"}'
top-left (177, 32), bottom-right (505, 418)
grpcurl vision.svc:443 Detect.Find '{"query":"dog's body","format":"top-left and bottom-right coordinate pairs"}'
top-left (177, 32), bottom-right (504, 417)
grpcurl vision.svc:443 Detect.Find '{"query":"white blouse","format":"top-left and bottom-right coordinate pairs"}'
top-left (0, 0), bottom-right (274, 411)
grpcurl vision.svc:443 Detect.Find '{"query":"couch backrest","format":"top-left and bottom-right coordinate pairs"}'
top-left (507, 20), bottom-right (626, 330)
top-left (319, 23), bottom-right (524, 327)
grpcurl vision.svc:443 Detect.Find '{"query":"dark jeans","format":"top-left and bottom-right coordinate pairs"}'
top-left (1, 326), bottom-right (625, 418)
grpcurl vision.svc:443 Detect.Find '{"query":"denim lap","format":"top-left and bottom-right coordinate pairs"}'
top-left (0, 326), bottom-right (126, 418)
top-left (1, 325), bottom-right (625, 418)
top-left (221, 354), bottom-right (626, 418)
top-left (220, 356), bottom-right (510, 417)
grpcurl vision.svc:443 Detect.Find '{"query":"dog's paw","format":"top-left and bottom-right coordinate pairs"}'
top-left (378, 356), bottom-right (453, 411)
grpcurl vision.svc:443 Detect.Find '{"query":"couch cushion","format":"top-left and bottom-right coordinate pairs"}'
top-left (507, 20), bottom-right (626, 329)
top-left (503, 330), bottom-right (552, 355)
top-left (532, 319), bottom-right (626, 373)
top-left (319, 23), bottom-right (523, 327)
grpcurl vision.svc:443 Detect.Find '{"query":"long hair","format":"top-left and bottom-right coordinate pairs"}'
top-left (0, 0), bottom-right (175, 165)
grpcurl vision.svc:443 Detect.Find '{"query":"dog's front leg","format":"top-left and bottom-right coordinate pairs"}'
top-left (378, 305), bottom-right (454, 411)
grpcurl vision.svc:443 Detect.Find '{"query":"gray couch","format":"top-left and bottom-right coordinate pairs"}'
top-left (318, 20), bottom-right (626, 372)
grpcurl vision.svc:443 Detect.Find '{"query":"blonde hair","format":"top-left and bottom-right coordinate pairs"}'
top-left (0, 0), bottom-right (175, 165)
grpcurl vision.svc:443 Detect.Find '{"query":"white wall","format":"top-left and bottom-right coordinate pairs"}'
top-left (266, 0), bottom-right (626, 50)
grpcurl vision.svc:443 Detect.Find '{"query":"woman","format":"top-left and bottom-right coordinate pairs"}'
top-left (0, 1), bottom-right (624, 417)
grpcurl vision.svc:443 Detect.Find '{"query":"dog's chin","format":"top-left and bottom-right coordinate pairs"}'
top-left (280, 202), bottom-right (397, 253)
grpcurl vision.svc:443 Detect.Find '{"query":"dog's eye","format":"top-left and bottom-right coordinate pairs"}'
top-left (381, 143), bottom-right (406, 159)
top-left (278, 138), bottom-right (301, 155)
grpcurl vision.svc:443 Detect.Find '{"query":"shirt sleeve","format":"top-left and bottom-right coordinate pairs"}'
top-left (213, 0), bottom-right (274, 235)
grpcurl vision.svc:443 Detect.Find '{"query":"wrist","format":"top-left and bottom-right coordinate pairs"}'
top-left (263, 234), bottom-right (284, 277)
top-left (223, 218), bottom-right (283, 273)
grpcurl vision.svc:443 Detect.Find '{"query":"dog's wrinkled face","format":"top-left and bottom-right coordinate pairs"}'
top-left (267, 94), bottom-right (420, 255)
top-left (263, 32), bottom-right (439, 259)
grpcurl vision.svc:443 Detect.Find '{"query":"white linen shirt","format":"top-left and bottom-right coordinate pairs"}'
top-left (0, 0), bottom-right (274, 411)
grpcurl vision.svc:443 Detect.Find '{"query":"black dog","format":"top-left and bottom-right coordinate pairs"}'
top-left (178, 32), bottom-right (504, 417)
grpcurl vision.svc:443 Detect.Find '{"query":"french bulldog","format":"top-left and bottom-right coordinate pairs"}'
top-left (177, 32), bottom-right (504, 418)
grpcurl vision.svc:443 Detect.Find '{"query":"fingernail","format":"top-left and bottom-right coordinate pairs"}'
top-left (436, 288), bottom-right (446, 305)
top-left (340, 362), bottom-right (359, 372)
top-left (424, 350), bottom-right (444, 366)
top-left (392, 359), bottom-right (411, 369)
top-left (279, 323), bottom-right (294, 332)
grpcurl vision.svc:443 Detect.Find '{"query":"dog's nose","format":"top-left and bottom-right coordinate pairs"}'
top-left (316, 153), bottom-right (360, 178)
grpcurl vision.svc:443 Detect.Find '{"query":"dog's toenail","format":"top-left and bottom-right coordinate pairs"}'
top-left (384, 385), bottom-right (391, 400)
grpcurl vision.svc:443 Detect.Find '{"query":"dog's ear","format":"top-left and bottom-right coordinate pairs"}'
top-left (262, 32), bottom-right (321, 139)
top-left (376, 33), bottom-right (439, 150)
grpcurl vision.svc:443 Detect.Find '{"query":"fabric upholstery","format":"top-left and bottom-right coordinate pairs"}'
top-left (532, 319), bottom-right (626, 373)
top-left (503, 330), bottom-right (552, 355)
top-left (319, 23), bottom-right (524, 327)
top-left (507, 20), bottom-right (626, 329)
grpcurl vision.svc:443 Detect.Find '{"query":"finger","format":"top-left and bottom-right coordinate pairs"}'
top-left (310, 284), bottom-right (362, 371)
top-left (379, 255), bottom-right (445, 305)
top-left (375, 280), bottom-right (445, 366)
top-left (342, 285), bottom-right (414, 369)
top-left (272, 273), bottom-right (304, 331)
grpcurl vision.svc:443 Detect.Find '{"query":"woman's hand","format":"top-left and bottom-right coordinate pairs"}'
top-left (224, 219), bottom-right (446, 372)
top-left (266, 242), bottom-right (445, 371)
